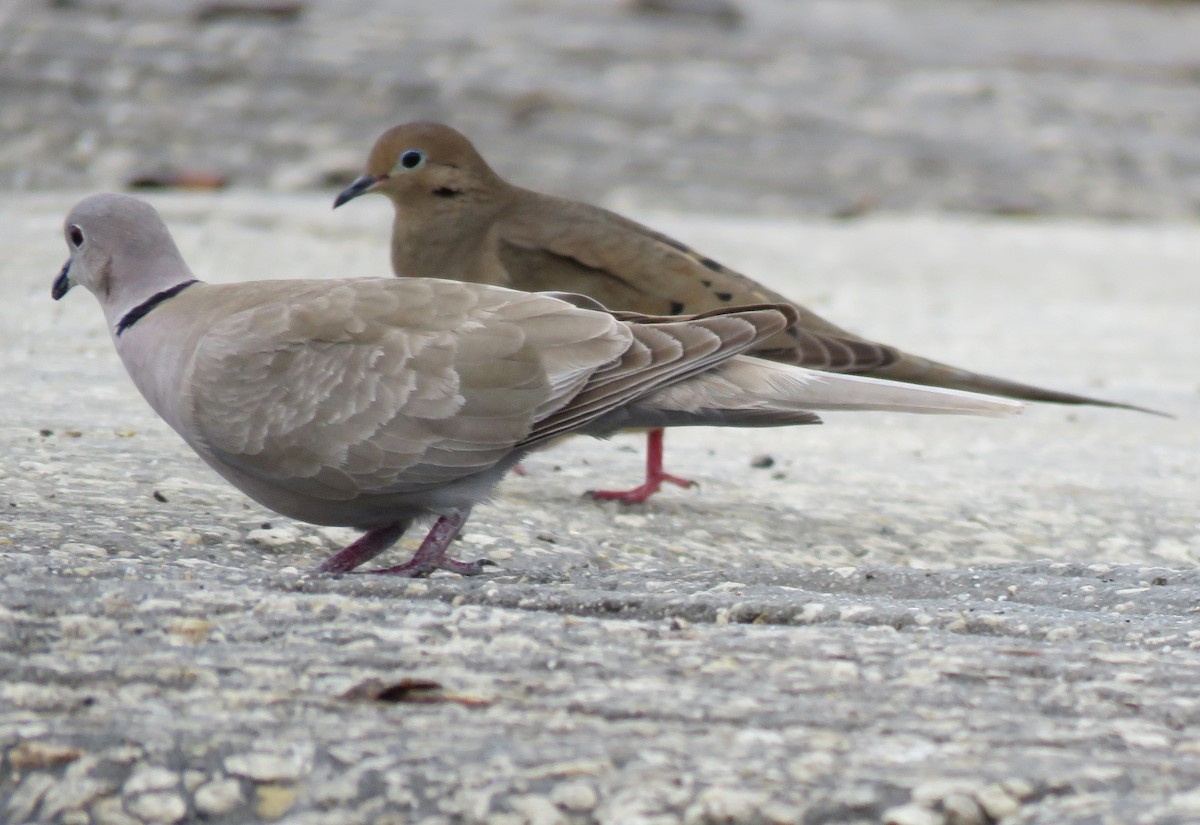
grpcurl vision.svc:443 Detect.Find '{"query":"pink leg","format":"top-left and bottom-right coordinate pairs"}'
top-left (587, 428), bottom-right (696, 505)
top-left (367, 511), bottom-right (493, 577)
top-left (315, 522), bottom-right (408, 574)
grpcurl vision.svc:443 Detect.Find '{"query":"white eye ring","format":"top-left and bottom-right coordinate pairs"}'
top-left (396, 149), bottom-right (426, 171)
top-left (69, 225), bottom-right (84, 247)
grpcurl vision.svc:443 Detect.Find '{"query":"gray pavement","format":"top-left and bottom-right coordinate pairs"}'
top-left (1, 192), bottom-right (1197, 824)
top-left (6, 0), bottom-right (1200, 218)
top-left (4, 0), bottom-right (1200, 821)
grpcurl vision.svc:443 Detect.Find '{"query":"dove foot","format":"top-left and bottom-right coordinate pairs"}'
top-left (587, 428), bottom-right (696, 504)
top-left (587, 472), bottom-right (696, 505)
top-left (365, 511), bottom-right (483, 577)
top-left (435, 557), bottom-right (497, 576)
top-left (316, 522), bottom-right (409, 574)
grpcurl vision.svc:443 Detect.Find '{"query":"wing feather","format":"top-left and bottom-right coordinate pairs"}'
top-left (184, 278), bottom-right (630, 499)
top-left (184, 276), bottom-right (799, 504)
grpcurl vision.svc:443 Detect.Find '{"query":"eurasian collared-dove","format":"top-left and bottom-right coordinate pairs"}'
top-left (53, 193), bottom-right (1021, 576)
top-left (334, 121), bottom-right (1158, 503)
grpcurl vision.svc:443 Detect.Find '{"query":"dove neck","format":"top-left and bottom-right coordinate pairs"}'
top-left (388, 177), bottom-right (515, 285)
top-left (391, 221), bottom-right (508, 286)
top-left (115, 279), bottom-right (198, 337)
top-left (109, 280), bottom-right (212, 443)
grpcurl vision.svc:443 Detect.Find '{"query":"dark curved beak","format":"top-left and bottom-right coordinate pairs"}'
top-left (52, 259), bottom-right (75, 300)
top-left (333, 174), bottom-right (385, 209)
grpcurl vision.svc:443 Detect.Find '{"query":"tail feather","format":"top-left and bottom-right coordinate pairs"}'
top-left (871, 354), bottom-right (1170, 417)
top-left (632, 355), bottom-right (1023, 428)
top-left (775, 309), bottom-right (1168, 417)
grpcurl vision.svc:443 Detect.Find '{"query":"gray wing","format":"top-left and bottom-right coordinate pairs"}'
top-left (184, 278), bottom-right (630, 501)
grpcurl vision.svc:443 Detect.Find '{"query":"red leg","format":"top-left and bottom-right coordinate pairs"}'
top-left (587, 429), bottom-right (696, 505)
top-left (366, 511), bottom-right (493, 577)
top-left (315, 522), bottom-right (408, 573)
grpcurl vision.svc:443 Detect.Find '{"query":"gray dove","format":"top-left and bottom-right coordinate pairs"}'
top-left (52, 194), bottom-right (1021, 576)
top-left (335, 121), bottom-right (1159, 503)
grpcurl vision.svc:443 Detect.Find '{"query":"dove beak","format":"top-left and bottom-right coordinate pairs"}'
top-left (52, 259), bottom-right (76, 300)
top-left (333, 174), bottom-right (386, 209)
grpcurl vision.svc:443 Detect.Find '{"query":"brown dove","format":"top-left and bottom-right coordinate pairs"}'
top-left (52, 194), bottom-right (1021, 576)
top-left (333, 121), bottom-right (1158, 503)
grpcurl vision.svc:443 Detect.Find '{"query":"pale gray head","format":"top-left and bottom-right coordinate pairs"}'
top-left (52, 194), bottom-right (195, 329)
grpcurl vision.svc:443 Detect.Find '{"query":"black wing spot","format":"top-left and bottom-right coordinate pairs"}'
top-left (669, 301), bottom-right (685, 315)
top-left (433, 187), bottom-right (461, 198)
top-left (714, 291), bottom-right (732, 302)
top-left (701, 279), bottom-right (713, 287)
top-left (699, 257), bottom-right (723, 272)
top-left (661, 237), bottom-right (691, 253)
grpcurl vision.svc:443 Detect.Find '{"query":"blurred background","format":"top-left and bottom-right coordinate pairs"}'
top-left (3, 0), bottom-right (1200, 219)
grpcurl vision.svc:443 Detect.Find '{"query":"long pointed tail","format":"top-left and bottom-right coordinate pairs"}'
top-left (870, 353), bottom-right (1169, 417)
top-left (632, 355), bottom-right (1023, 429)
top-left (780, 308), bottom-right (1168, 417)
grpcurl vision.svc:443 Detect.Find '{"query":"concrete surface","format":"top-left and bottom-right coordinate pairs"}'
top-left (6, 0), bottom-right (1200, 218)
top-left (1, 192), bottom-right (1197, 824)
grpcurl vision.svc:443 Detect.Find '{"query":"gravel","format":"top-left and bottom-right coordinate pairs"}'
top-left (4, 2), bottom-right (1200, 821)
top-left (6, 0), bottom-right (1200, 218)
top-left (1, 191), bottom-right (1197, 823)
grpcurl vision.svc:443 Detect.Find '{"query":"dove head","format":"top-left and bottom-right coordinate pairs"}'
top-left (53, 194), bottom-right (195, 328)
top-left (333, 121), bottom-right (506, 212)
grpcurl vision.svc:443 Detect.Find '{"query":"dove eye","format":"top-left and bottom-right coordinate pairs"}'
top-left (68, 225), bottom-right (84, 247)
top-left (396, 150), bottom-right (426, 171)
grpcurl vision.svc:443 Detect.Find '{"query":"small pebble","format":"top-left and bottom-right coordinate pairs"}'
top-left (125, 792), bottom-right (187, 824)
top-left (550, 781), bottom-right (598, 812)
top-left (194, 778), bottom-right (245, 817)
top-left (255, 784), bottom-right (298, 821)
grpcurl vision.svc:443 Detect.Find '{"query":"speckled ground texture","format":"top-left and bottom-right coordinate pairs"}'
top-left (2, 2), bottom-right (1200, 825)
top-left (6, 0), bottom-right (1200, 218)
top-left (3, 193), bottom-right (1197, 825)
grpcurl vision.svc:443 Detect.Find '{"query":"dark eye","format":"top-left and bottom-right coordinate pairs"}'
top-left (68, 225), bottom-right (84, 247)
top-left (397, 149), bottom-right (425, 171)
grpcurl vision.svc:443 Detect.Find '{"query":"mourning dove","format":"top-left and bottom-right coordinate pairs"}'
top-left (334, 121), bottom-right (1159, 503)
top-left (53, 194), bottom-right (1020, 576)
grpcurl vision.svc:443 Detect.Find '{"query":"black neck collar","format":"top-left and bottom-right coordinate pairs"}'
top-left (116, 280), bottom-right (198, 337)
